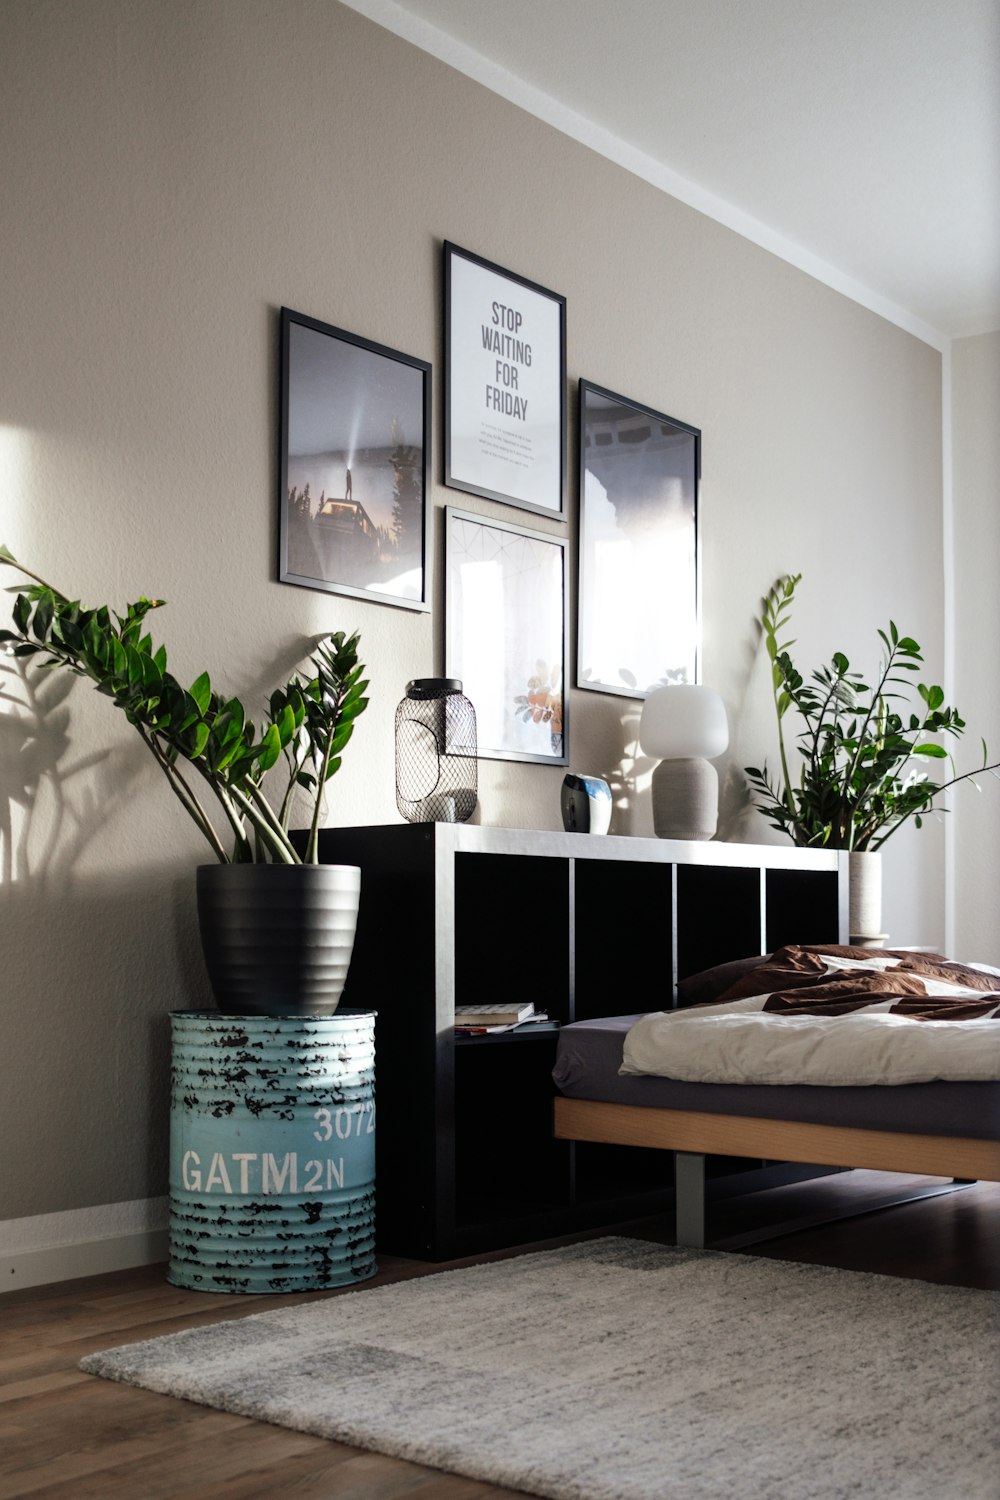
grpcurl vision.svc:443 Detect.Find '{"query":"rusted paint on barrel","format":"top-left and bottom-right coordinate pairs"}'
top-left (168, 1009), bottom-right (376, 1294)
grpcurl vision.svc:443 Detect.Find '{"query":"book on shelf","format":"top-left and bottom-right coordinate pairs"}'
top-left (453, 1001), bottom-right (537, 1028)
top-left (454, 1013), bottom-right (554, 1035)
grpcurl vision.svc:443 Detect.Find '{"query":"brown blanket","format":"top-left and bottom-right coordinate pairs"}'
top-left (709, 945), bottom-right (1000, 1022)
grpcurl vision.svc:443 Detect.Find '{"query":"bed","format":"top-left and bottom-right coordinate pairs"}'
top-left (552, 944), bottom-right (1000, 1245)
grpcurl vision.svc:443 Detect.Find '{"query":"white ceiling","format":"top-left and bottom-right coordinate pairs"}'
top-left (344, 0), bottom-right (1000, 346)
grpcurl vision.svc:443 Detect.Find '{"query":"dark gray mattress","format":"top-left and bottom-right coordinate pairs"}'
top-left (552, 1014), bottom-right (1000, 1141)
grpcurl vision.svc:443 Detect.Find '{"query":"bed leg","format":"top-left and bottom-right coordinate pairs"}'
top-left (675, 1151), bottom-right (706, 1248)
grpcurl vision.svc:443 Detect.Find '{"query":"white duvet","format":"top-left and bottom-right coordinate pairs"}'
top-left (620, 958), bottom-right (1000, 1087)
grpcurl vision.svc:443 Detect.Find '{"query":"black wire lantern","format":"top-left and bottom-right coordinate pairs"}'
top-left (395, 678), bottom-right (478, 823)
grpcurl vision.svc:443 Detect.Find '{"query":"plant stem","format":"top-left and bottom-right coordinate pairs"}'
top-left (0, 556), bottom-right (65, 599)
top-left (305, 729), bottom-right (337, 864)
top-left (139, 730), bottom-right (229, 863)
top-left (278, 749), bottom-right (304, 832)
top-left (231, 783), bottom-right (297, 863)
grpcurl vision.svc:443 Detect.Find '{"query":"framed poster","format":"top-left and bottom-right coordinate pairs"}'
top-left (278, 306), bottom-right (431, 611)
top-left (445, 507), bottom-right (568, 765)
top-left (444, 242), bottom-right (566, 519)
top-left (577, 380), bottom-right (700, 698)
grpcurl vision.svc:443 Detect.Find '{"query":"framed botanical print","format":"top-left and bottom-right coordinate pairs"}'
top-left (445, 507), bottom-right (567, 765)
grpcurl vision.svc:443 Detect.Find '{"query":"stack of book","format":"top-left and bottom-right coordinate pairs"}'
top-left (453, 1001), bottom-right (552, 1035)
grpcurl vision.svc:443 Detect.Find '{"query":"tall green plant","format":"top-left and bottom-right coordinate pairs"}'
top-left (0, 545), bottom-right (368, 864)
top-left (745, 573), bottom-right (998, 851)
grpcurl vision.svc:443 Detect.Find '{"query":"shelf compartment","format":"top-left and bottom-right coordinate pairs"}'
top-left (454, 1033), bottom-right (571, 1228)
top-left (454, 852), bottom-right (570, 1019)
top-left (675, 864), bottom-right (762, 981)
top-left (573, 859), bottom-right (673, 1021)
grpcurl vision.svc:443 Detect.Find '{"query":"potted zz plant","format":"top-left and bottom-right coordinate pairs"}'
top-left (0, 544), bottom-right (368, 1015)
top-left (745, 573), bottom-right (998, 942)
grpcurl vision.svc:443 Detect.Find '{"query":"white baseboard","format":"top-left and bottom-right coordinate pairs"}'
top-left (2, 1198), bottom-right (169, 1293)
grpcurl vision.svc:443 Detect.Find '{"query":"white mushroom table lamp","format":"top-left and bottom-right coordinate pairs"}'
top-left (639, 684), bottom-right (729, 840)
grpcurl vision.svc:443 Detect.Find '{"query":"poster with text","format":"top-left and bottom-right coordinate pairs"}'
top-left (444, 243), bottom-right (566, 519)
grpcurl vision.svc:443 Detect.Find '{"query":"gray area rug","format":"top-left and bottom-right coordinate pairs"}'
top-left (80, 1238), bottom-right (998, 1500)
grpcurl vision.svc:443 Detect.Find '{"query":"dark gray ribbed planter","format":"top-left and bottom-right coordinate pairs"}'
top-left (196, 863), bottom-right (361, 1017)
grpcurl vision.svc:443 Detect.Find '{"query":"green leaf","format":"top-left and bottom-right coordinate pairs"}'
top-left (31, 592), bottom-right (55, 642)
top-left (190, 671), bottom-right (211, 715)
top-left (53, 614), bottom-right (83, 653)
top-left (339, 696), bottom-right (368, 723)
top-left (276, 703), bottom-right (296, 746)
top-left (256, 723), bottom-right (282, 772)
top-left (330, 721), bottom-right (354, 754)
top-left (211, 738), bottom-right (242, 772)
top-left (220, 698), bottom-right (245, 743)
top-left (912, 743), bottom-right (947, 758)
top-left (125, 643), bottom-right (145, 685)
top-left (13, 594), bottom-right (30, 634)
top-left (0, 543), bottom-right (17, 564)
top-left (190, 722), bottom-right (211, 758)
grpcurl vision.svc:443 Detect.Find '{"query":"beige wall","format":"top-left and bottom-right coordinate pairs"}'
top-left (1, 0), bottom-right (945, 1233)
top-left (951, 332), bottom-right (1000, 966)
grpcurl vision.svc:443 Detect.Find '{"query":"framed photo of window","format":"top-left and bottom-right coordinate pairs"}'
top-left (445, 507), bottom-right (568, 764)
top-left (444, 242), bottom-right (566, 520)
top-left (577, 380), bottom-right (700, 697)
top-left (278, 306), bottom-right (432, 611)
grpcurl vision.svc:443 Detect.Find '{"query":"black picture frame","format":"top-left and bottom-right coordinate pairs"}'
top-left (445, 506), bottom-right (568, 765)
top-left (577, 380), bottom-right (700, 698)
top-left (278, 306), bottom-right (432, 611)
top-left (444, 242), bottom-right (567, 520)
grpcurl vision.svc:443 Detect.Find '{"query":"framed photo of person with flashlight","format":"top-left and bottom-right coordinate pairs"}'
top-left (444, 242), bottom-right (567, 520)
top-left (278, 306), bottom-right (432, 611)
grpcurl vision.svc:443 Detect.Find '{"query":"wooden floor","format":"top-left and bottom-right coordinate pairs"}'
top-left (2, 1172), bottom-right (997, 1500)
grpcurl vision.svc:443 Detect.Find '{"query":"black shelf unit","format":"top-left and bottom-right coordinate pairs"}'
top-left (316, 823), bottom-right (847, 1260)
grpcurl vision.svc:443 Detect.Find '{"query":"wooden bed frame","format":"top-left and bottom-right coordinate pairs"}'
top-left (553, 1096), bottom-right (1000, 1246)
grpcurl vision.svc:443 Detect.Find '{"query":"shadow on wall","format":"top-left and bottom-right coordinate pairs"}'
top-left (0, 863), bottom-right (209, 1215)
top-left (0, 658), bottom-right (137, 883)
top-left (604, 705), bottom-right (648, 837)
top-left (1, 658), bottom-right (217, 1215)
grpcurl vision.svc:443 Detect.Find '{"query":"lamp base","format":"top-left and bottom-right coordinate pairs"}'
top-left (651, 758), bottom-right (718, 840)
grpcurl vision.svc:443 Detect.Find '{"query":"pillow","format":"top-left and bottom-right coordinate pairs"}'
top-left (676, 953), bottom-right (771, 1007)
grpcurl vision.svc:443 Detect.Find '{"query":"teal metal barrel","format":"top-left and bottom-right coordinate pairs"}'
top-left (168, 1010), bottom-right (376, 1294)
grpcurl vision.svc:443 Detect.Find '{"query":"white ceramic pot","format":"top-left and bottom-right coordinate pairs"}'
top-left (848, 850), bottom-right (886, 947)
